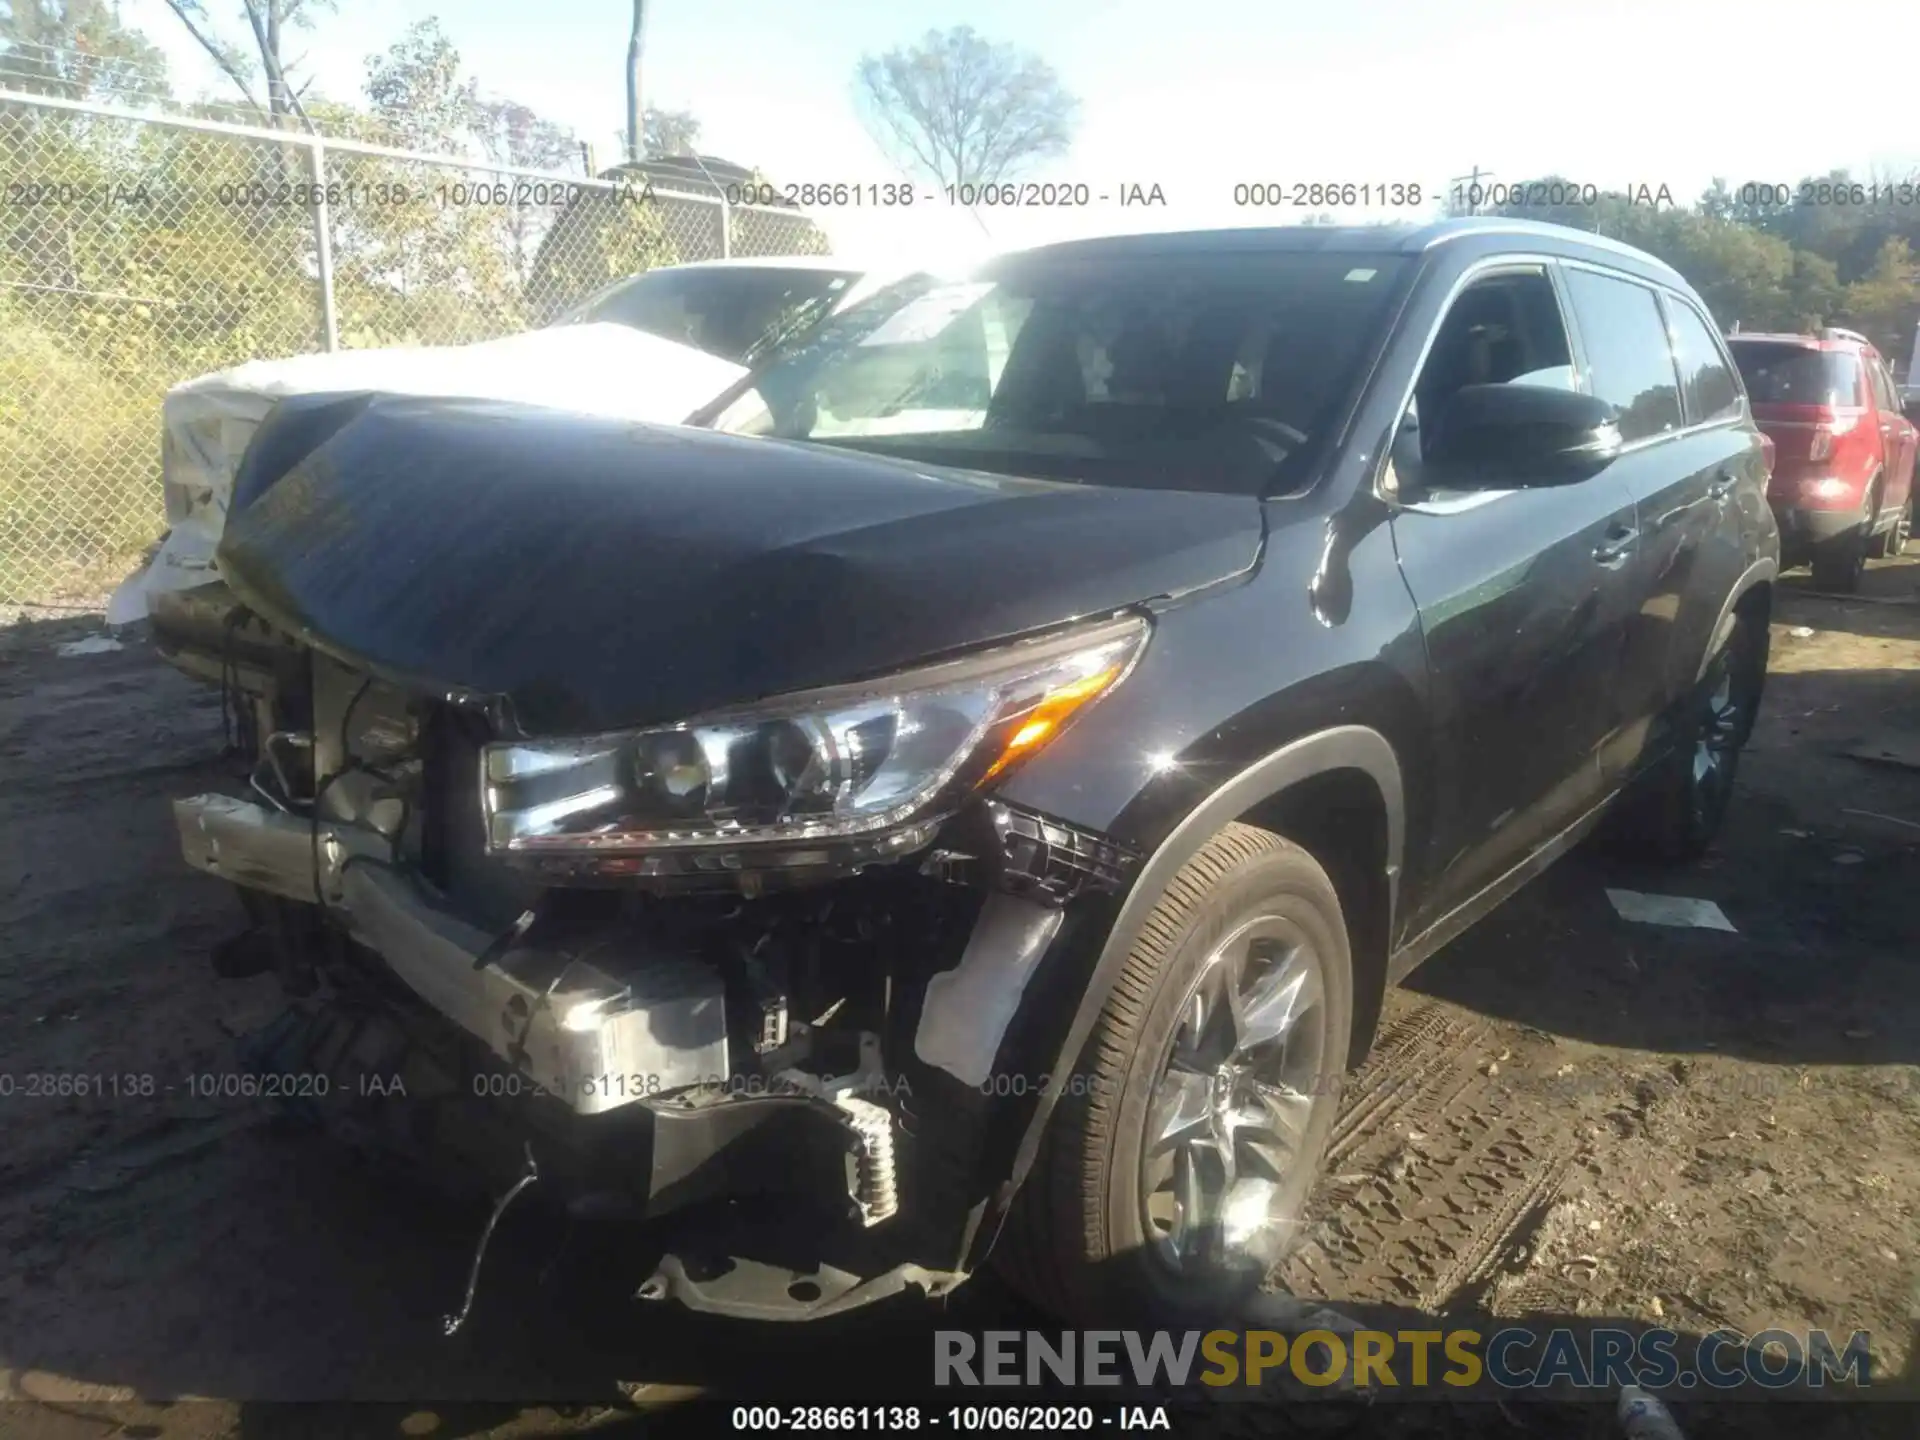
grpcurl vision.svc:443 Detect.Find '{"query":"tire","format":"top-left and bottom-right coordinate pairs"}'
top-left (1812, 484), bottom-right (1876, 591)
top-left (1607, 609), bottom-right (1766, 864)
top-left (1869, 493), bottom-right (1911, 559)
top-left (1810, 524), bottom-right (1868, 591)
top-left (992, 823), bottom-right (1354, 1324)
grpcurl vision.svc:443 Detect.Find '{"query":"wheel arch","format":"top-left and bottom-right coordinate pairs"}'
top-left (987, 725), bottom-right (1404, 1237)
top-left (1697, 559), bottom-right (1777, 685)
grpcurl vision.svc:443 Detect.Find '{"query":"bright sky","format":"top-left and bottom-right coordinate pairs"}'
top-left (124, 0), bottom-right (1920, 269)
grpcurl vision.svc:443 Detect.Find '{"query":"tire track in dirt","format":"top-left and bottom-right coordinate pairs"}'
top-left (1277, 997), bottom-right (1571, 1312)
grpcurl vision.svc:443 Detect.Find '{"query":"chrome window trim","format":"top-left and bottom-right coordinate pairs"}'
top-left (1655, 289), bottom-right (1748, 429)
top-left (1417, 222), bottom-right (1686, 283)
top-left (1399, 487), bottom-right (1517, 516)
top-left (1376, 252), bottom-right (1751, 511)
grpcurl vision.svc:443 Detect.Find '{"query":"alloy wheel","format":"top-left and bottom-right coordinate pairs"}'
top-left (1139, 913), bottom-right (1329, 1277)
top-left (1690, 648), bottom-right (1748, 832)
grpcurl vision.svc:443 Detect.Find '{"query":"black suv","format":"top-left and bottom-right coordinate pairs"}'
top-left (158, 218), bottom-right (1778, 1328)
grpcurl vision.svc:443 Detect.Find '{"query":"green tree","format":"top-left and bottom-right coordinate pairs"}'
top-left (1783, 250), bottom-right (1843, 333)
top-left (1837, 237), bottom-right (1918, 357)
top-left (643, 105), bottom-right (700, 156)
top-left (364, 16), bottom-right (476, 151)
top-left (476, 97), bottom-right (581, 284)
top-left (0, 0), bottom-right (171, 102)
top-left (327, 37), bottom-right (514, 340)
top-left (1468, 171), bottom-right (1920, 341)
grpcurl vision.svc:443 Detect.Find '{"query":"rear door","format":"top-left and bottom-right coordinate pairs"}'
top-left (1560, 267), bottom-right (1763, 785)
top-left (1386, 263), bottom-right (1642, 925)
top-left (1867, 355), bottom-right (1917, 519)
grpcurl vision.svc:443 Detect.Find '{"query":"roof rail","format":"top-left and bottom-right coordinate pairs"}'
top-left (1821, 326), bottom-right (1871, 347)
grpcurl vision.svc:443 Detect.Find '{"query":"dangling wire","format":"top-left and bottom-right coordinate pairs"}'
top-left (218, 601), bottom-right (252, 758)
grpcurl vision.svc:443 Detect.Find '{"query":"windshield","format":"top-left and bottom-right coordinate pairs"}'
top-left (1729, 343), bottom-right (1864, 408)
top-left (702, 249), bottom-right (1410, 495)
top-left (558, 266), bottom-right (860, 367)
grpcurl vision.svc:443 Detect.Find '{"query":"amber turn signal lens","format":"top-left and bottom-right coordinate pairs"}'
top-left (978, 664), bottom-right (1124, 783)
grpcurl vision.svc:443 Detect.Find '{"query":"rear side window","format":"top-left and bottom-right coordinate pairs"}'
top-left (1665, 300), bottom-right (1742, 424)
top-left (1728, 343), bottom-right (1863, 409)
top-left (1562, 269), bottom-right (1682, 443)
top-left (1867, 357), bottom-right (1900, 411)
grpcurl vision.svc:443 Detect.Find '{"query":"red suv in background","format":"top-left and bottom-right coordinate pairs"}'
top-left (1726, 328), bottom-right (1916, 591)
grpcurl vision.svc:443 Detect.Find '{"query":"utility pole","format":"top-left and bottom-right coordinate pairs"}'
top-left (1447, 166), bottom-right (1491, 215)
top-left (625, 0), bottom-right (648, 165)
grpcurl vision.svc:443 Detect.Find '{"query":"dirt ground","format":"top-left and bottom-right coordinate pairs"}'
top-left (1, 556), bottom-right (1917, 1440)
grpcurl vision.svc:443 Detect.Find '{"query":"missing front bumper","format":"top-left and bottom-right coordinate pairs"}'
top-left (174, 792), bottom-right (728, 1115)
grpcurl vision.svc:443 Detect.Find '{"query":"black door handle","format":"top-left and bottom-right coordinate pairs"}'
top-left (1593, 526), bottom-right (1638, 566)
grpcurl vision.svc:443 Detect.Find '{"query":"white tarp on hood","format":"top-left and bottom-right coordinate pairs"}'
top-left (106, 323), bottom-right (749, 625)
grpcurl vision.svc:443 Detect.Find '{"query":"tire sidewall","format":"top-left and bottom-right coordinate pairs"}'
top-left (1681, 610), bottom-right (1763, 850)
top-left (1097, 845), bottom-right (1354, 1317)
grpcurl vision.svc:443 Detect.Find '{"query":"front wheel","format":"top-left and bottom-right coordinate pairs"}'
top-left (992, 824), bottom-right (1354, 1324)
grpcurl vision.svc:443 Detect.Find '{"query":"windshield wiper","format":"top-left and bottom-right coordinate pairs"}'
top-left (740, 294), bottom-right (840, 369)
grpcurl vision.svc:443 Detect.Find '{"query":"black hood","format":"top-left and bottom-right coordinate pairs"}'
top-left (218, 395), bottom-right (1265, 734)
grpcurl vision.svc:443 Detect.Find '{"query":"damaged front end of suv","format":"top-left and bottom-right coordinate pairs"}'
top-left (160, 387), bottom-right (1265, 1324)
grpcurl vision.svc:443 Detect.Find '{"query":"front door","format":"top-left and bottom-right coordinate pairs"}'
top-left (1387, 266), bottom-right (1642, 929)
top-left (1868, 355), bottom-right (1917, 525)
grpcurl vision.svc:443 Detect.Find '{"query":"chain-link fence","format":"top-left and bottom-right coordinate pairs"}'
top-left (0, 88), bottom-right (831, 608)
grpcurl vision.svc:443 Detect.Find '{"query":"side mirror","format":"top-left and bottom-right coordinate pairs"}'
top-left (1424, 383), bottom-right (1623, 487)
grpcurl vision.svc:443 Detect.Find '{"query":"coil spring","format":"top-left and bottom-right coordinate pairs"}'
top-left (835, 1094), bottom-right (899, 1226)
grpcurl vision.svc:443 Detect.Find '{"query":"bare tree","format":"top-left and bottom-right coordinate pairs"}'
top-left (643, 105), bottom-right (699, 157)
top-left (852, 26), bottom-right (1076, 189)
top-left (159, 0), bottom-right (335, 128)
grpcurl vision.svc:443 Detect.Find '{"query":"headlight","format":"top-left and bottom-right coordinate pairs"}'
top-left (481, 614), bottom-right (1148, 868)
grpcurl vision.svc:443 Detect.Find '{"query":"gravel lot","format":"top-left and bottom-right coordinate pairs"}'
top-left (1, 558), bottom-right (1917, 1440)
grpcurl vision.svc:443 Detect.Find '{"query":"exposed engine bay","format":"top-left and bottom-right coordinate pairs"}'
top-left (158, 581), bottom-right (1140, 1323)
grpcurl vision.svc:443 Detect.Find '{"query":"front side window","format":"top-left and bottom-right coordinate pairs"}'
top-left (1561, 269), bottom-right (1683, 443)
top-left (1392, 268), bottom-right (1576, 491)
top-left (1665, 298), bottom-right (1743, 425)
top-left (704, 251), bottom-right (1412, 497)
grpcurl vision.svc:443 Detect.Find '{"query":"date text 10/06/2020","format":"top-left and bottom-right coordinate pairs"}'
top-left (729, 1405), bottom-right (1173, 1432)
top-left (0, 1069), bottom-right (1365, 1106)
top-left (469, 1067), bottom-right (1366, 1105)
top-left (0, 1072), bottom-right (405, 1100)
top-left (717, 181), bottom-right (1168, 208)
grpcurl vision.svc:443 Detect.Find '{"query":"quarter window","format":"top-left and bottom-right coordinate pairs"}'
top-left (1562, 269), bottom-right (1683, 443)
top-left (1665, 299), bottom-right (1742, 425)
